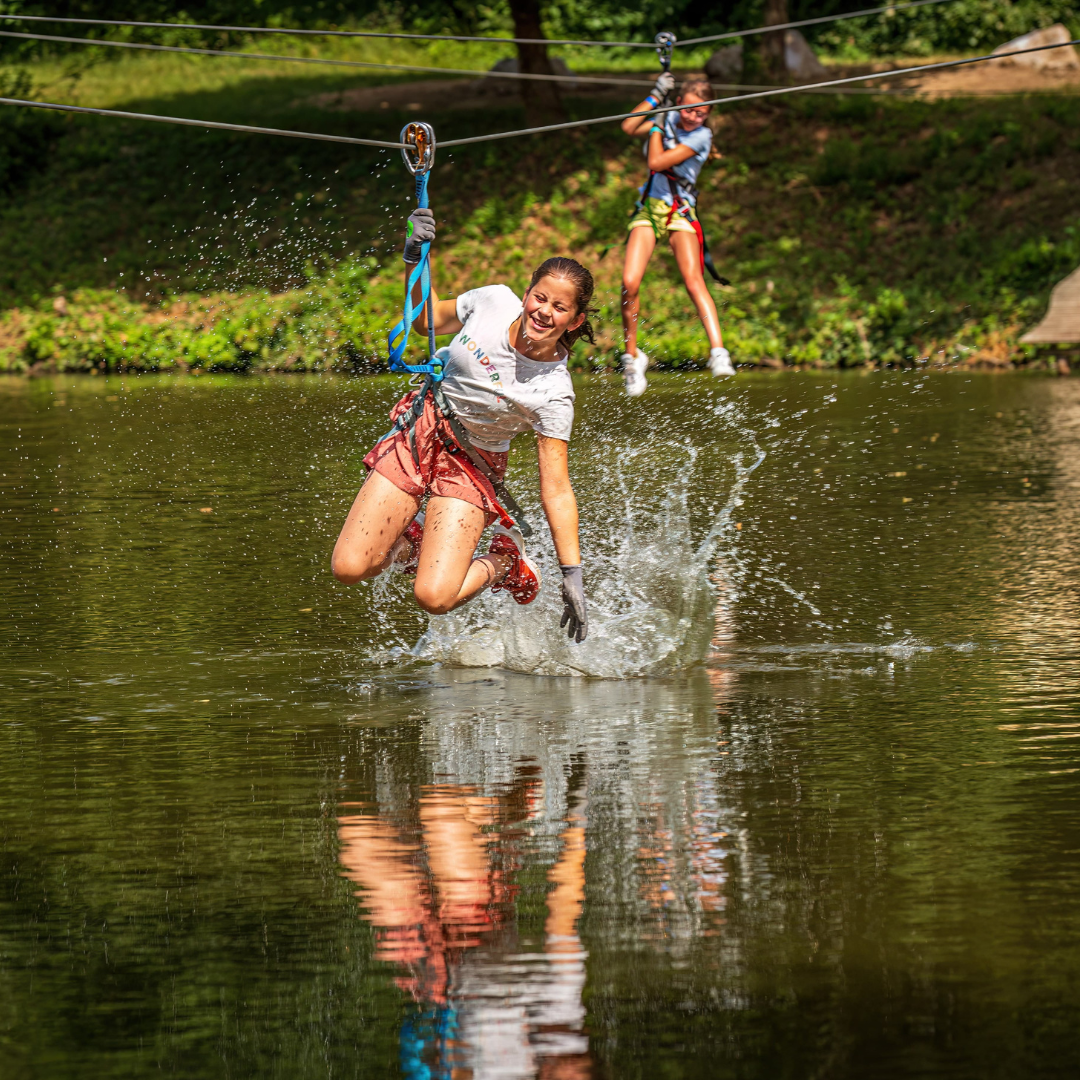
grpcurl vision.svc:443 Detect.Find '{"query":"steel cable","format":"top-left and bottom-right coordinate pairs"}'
top-left (0, 28), bottom-right (914, 92)
top-left (0, 30), bottom-right (891, 97)
top-left (0, 39), bottom-right (1074, 152)
top-left (0, 12), bottom-right (648, 48)
top-left (0, 95), bottom-right (406, 148)
top-left (0, 29), bottom-right (658, 86)
top-left (678, 0), bottom-right (965, 46)
top-left (0, 0), bottom-right (962, 51)
top-left (437, 38), bottom-right (1080, 147)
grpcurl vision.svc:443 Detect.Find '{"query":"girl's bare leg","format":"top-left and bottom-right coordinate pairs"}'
top-left (670, 230), bottom-right (723, 349)
top-left (412, 496), bottom-right (511, 615)
top-left (332, 470), bottom-right (422, 584)
top-left (621, 226), bottom-right (657, 356)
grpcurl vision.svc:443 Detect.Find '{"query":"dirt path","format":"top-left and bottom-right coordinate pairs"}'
top-left (866, 56), bottom-right (1080, 97)
top-left (303, 59), bottom-right (1080, 116)
top-left (306, 75), bottom-right (641, 114)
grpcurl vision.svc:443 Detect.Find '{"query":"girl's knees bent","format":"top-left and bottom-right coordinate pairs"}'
top-left (331, 550), bottom-right (382, 584)
top-left (413, 580), bottom-right (457, 616)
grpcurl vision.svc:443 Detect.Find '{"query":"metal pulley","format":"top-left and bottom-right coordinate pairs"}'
top-left (654, 31), bottom-right (676, 73)
top-left (400, 121), bottom-right (436, 175)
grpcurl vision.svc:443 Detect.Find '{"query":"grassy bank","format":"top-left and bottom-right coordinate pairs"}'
top-left (0, 46), bottom-right (1079, 372)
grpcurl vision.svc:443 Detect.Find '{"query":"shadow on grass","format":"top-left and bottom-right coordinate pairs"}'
top-left (0, 64), bottom-right (638, 304)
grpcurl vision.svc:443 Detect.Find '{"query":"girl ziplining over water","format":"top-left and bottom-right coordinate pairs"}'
top-left (331, 208), bottom-right (591, 643)
top-left (620, 73), bottom-right (733, 397)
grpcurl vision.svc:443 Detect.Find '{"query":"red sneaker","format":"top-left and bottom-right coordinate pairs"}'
top-left (390, 511), bottom-right (425, 575)
top-left (489, 523), bottom-right (541, 605)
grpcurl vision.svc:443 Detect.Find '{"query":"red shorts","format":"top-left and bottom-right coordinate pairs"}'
top-left (363, 389), bottom-right (509, 520)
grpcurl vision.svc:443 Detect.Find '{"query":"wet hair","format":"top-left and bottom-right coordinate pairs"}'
top-left (527, 256), bottom-right (597, 350)
top-left (679, 78), bottom-right (712, 104)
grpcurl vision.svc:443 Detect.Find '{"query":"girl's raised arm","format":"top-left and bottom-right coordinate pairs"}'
top-left (413, 286), bottom-right (461, 337)
top-left (622, 101), bottom-right (657, 138)
top-left (401, 207), bottom-right (462, 336)
top-left (621, 71), bottom-right (676, 137)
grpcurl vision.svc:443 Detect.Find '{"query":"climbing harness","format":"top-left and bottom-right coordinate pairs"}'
top-left (635, 166), bottom-right (730, 286)
top-left (629, 33), bottom-right (730, 286)
top-left (431, 377), bottom-right (535, 538)
top-left (380, 122), bottom-right (534, 538)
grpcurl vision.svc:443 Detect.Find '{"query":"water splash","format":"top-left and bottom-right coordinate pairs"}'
top-left (412, 431), bottom-right (766, 679)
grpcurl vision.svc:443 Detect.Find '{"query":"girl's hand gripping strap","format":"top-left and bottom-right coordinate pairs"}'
top-left (388, 122), bottom-right (443, 381)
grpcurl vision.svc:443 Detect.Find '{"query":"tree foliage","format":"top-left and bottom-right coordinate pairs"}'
top-left (0, 0), bottom-right (1076, 54)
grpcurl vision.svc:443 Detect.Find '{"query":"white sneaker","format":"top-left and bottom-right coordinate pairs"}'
top-left (708, 347), bottom-right (735, 377)
top-left (621, 350), bottom-right (649, 397)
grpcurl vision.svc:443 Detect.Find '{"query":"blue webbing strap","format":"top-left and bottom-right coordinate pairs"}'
top-left (387, 171), bottom-right (443, 380)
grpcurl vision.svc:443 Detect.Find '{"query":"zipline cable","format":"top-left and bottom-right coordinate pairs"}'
top-left (0, 29), bottom-right (659, 86)
top-left (0, 0), bottom-right (962, 51)
top-left (0, 28), bottom-right (903, 93)
top-left (0, 95), bottom-right (406, 148)
top-left (1, 39), bottom-right (1074, 151)
top-left (437, 38), bottom-right (1080, 147)
top-left (678, 0), bottom-right (967, 47)
top-left (0, 13), bottom-right (647, 49)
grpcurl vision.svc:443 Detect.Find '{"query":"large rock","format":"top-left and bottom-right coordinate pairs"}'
top-left (1021, 266), bottom-right (1080, 344)
top-left (705, 43), bottom-right (744, 83)
top-left (704, 31), bottom-right (826, 84)
top-left (784, 30), bottom-right (827, 81)
top-left (477, 55), bottom-right (579, 93)
top-left (992, 23), bottom-right (1080, 71)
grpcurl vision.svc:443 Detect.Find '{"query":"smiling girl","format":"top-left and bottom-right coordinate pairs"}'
top-left (620, 75), bottom-right (733, 397)
top-left (331, 214), bottom-right (592, 643)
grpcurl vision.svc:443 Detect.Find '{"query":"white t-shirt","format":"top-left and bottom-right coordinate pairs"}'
top-left (440, 284), bottom-right (576, 453)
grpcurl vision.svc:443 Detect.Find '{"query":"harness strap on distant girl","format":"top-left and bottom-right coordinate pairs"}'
top-left (635, 32), bottom-right (727, 282)
top-left (619, 39), bottom-right (734, 397)
top-left (635, 168), bottom-right (728, 287)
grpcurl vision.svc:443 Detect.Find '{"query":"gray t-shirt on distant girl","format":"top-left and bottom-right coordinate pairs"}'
top-left (640, 112), bottom-right (712, 207)
top-left (441, 284), bottom-right (576, 453)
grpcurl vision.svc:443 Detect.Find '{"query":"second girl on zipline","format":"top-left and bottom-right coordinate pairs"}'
top-left (620, 73), bottom-right (733, 397)
top-left (331, 210), bottom-right (591, 643)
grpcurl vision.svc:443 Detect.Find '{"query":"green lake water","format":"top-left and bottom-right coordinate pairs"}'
top-left (2, 370), bottom-right (1079, 1078)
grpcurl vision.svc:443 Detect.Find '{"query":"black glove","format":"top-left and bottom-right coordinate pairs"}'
top-left (652, 72), bottom-right (675, 102)
top-left (559, 565), bottom-right (588, 643)
top-left (403, 207), bottom-right (435, 264)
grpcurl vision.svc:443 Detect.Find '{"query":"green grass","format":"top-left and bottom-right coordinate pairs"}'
top-left (1, 44), bottom-right (1079, 373)
top-left (21, 35), bottom-right (721, 109)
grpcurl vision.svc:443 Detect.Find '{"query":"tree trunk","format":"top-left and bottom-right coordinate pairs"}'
top-left (762, 0), bottom-right (789, 82)
top-left (508, 0), bottom-right (566, 127)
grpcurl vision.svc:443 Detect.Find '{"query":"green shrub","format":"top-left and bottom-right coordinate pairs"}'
top-left (0, 68), bottom-right (64, 193)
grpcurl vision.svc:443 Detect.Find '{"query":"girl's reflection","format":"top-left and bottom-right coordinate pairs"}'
top-left (338, 770), bottom-right (591, 1079)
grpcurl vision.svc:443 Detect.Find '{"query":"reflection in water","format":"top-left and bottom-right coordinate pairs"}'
top-left (5, 374), bottom-right (1080, 1076)
top-left (334, 666), bottom-right (745, 1076)
top-left (339, 767), bottom-right (590, 1078)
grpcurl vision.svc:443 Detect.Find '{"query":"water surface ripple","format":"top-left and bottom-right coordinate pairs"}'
top-left (2, 372), bottom-right (1079, 1077)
